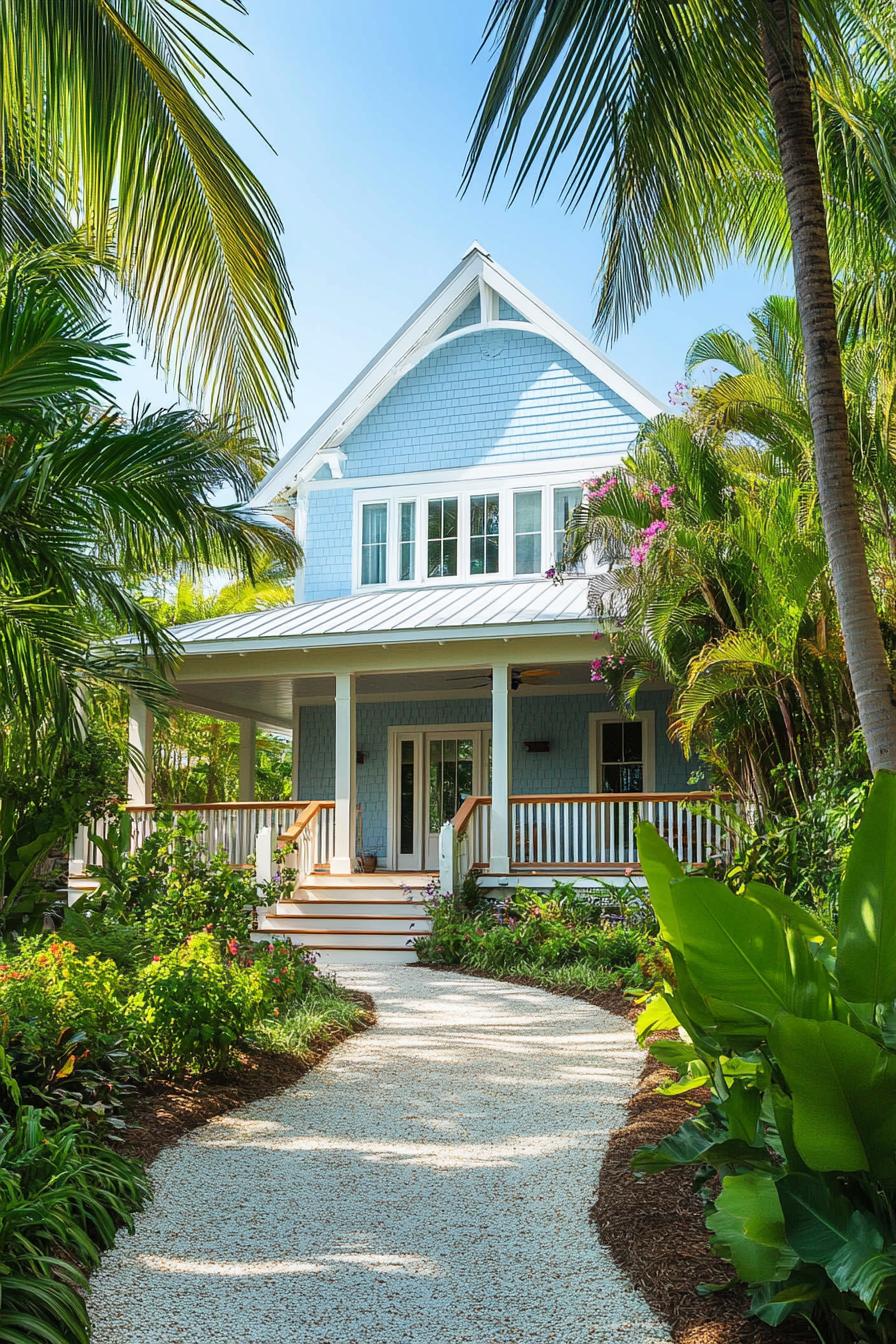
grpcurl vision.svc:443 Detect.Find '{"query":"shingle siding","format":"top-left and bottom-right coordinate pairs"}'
top-left (302, 489), bottom-right (353, 601)
top-left (297, 688), bottom-right (691, 860)
top-left (339, 327), bottom-right (644, 479)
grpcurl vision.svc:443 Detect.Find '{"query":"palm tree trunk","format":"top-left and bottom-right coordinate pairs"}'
top-left (759, 0), bottom-right (896, 773)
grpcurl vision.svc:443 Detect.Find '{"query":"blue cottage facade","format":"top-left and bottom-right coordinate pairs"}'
top-left (133, 245), bottom-right (716, 899)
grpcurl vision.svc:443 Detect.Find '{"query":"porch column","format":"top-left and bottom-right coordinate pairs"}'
top-left (238, 718), bottom-right (256, 801)
top-left (127, 694), bottom-right (154, 805)
top-left (291, 686), bottom-right (302, 799)
top-left (490, 662), bottom-right (512, 872)
top-left (331, 671), bottom-right (357, 876)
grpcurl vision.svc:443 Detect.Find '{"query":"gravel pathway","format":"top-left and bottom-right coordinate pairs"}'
top-left (90, 967), bottom-right (671, 1343)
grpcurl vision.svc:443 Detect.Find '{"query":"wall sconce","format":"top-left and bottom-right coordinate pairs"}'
top-left (356, 750), bottom-right (367, 765)
top-left (523, 740), bottom-right (550, 753)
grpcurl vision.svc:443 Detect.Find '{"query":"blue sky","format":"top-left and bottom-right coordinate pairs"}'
top-left (118, 0), bottom-right (786, 451)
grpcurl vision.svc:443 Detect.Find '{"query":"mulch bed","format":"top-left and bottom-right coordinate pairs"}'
top-left (119, 990), bottom-right (375, 1167)
top-left (420, 963), bottom-right (811, 1344)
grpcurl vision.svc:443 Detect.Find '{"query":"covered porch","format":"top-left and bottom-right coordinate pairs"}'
top-left (80, 580), bottom-right (732, 892)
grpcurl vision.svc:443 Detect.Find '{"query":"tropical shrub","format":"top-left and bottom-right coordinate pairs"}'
top-left (633, 770), bottom-right (896, 1341)
top-left (87, 809), bottom-right (257, 951)
top-left (125, 933), bottom-right (265, 1077)
top-left (0, 1106), bottom-right (148, 1344)
top-left (418, 880), bottom-right (654, 987)
top-left (0, 940), bottom-right (133, 1129)
top-left (231, 938), bottom-right (319, 1015)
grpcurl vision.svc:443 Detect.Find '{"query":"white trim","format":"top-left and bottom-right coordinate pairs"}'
top-left (588, 710), bottom-right (656, 793)
top-left (252, 245), bottom-right (663, 507)
top-left (175, 622), bottom-right (597, 658)
top-left (304, 454), bottom-right (618, 494)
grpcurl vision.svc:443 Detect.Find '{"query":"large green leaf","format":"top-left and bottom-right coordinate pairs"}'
top-left (744, 881), bottom-right (834, 949)
top-left (836, 770), bottom-right (896, 1007)
top-left (706, 1172), bottom-right (797, 1284)
top-left (632, 1112), bottom-right (772, 1176)
top-left (777, 1173), bottom-right (896, 1314)
top-left (667, 876), bottom-right (832, 1030)
top-left (771, 1015), bottom-right (896, 1176)
top-left (635, 820), bottom-right (684, 948)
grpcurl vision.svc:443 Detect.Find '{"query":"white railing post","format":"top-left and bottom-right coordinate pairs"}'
top-left (439, 819), bottom-right (457, 895)
top-left (255, 825), bottom-right (275, 890)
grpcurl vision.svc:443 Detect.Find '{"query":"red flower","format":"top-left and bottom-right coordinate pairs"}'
top-left (227, 939), bottom-right (239, 957)
top-left (152, 955), bottom-right (160, 962)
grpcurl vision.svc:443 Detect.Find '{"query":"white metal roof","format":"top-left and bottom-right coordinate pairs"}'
top-left (167, 578), bottom-right (596, 654)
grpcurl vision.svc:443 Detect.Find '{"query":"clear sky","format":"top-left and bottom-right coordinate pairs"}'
top-left (118, 0), bottom-right (787, 452)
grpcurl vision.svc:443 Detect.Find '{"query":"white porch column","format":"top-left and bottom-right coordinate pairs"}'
top-left (127, 694), bottom-right (154, 805)
top-left (330, 672), bottom-right (357, 875)
top-left (238, 718), bottom-right (256, 802)
top-left (291, 687), bottom-right (302, 800)
top-left (490, 662), bottom-right (512, 872)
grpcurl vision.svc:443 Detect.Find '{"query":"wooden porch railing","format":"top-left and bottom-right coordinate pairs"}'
top-left (279, 800), bottom-right (336, 884)
top-left (439, 791), bottom-right (733, 893)
top-left (71, 801), bottom-right (307, 875)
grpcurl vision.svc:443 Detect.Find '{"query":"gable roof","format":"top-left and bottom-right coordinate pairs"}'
top-left (252, 244), bottom-right (664, 506)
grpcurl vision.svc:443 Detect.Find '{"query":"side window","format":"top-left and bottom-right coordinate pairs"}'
top-left (469, 494), bottom-right (500, 575)
top-left (427, 498), bottom-right (458, 577)
top-left (513, 490), bottom-right (543, 575)
top-left (553, 486), bottom-right (584, 569)
top-left (360, 502), bottom-right (387, 585)
top-left (399, 501), bottom-right (416, 581)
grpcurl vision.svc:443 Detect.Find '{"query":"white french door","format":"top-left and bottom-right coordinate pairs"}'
top-left (390, 725), bottom-right (489, 870)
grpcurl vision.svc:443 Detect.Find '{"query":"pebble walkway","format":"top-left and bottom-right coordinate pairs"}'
top-left (90, 966), bottom-right (671, 1343)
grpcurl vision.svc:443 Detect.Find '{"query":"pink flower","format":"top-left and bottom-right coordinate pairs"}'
top-left (544, 565), bottom-right (556, 579)
top-left (227, 938), bottom-right (239, 957)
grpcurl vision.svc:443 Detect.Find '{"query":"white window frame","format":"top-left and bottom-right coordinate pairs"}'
top-left (468, 491), bottom-right (501, 577)
top-left (350, 472), bottom-right (590, 592)
top-left (588, 711), bottom-right (656, 793)
top-left (512, 487), bottom-right (545, 577)
top-left (359, 500), bottom-right (389, 587)
top-left (398, 498), bottom-right (417, 583)
top-left (552, 485), bottom-right (584, 569)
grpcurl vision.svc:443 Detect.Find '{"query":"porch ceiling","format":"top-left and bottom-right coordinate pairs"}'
top-left (176, 660), bottom-right (603, 730)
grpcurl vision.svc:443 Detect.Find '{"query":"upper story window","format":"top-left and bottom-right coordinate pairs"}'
top-left (360, 502), bottom-right (387, 586)
top-left (469, 494), bottom-right (499, 575)
top-left (427, 498), bottom-right (458, 577)
top-left (513, 490), bottom-right (542, 575)
top-left (553, 485), bottom-right (584, 570)
top-left (351, 475), bottom-right (593, 590)
top-left (399, 500), bottom-right (416, 581)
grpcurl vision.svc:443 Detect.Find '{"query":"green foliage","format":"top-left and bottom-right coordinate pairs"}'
top-left (0, 938), bottom-right (133, 1131)
top-left (633, 771), bottom-right (896, 1340)
top-left (251, 976), bottom-right (369, 1058)
top-left (418, 879), bottom-right (655, 989)
top-left (125, 933), bottom-right (265, 1077)
top-left (87, 808), bottom-right (257, 953)
top-left (0, 1106), bottom-right (148, 1344)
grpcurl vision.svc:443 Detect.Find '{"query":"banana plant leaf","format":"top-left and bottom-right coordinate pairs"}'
top-left (836, 770), bottom-right (896, 1008)
top-left (706, 1172), bottom-right (798, 1284)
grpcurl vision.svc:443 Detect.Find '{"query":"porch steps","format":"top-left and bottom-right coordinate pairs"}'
top-left (254, 871), bottom-right (434, 965)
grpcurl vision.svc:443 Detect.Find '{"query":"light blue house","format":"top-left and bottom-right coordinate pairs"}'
top-left (107, 246), bottom-right (725, 959)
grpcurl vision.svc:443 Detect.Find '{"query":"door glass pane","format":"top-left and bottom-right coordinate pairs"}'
top-left (399, 739), bottom-right (415, 854)
top-left (399, 501), bottom-right (416, 581)
top-left (428, 738), bottom-right (475, 830)
top-left (470, 494), bottom-right (500, 575)
top-left (427, 498), bottom-right (459, 577)
top-left (360, 503), bottom-right (387, 585)
top-left (514, 490), bottom-right (542, 574)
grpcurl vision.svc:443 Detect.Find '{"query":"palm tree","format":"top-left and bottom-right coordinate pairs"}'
top-left (465, 0), bottom-right (896, 772)
top-left (0, 246), bottom-right (299, 745)
top-left (3, 1), bottom-right (296, 447)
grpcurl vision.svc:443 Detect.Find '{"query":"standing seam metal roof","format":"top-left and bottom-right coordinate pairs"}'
top-left (166, 578), bottom-right (595, 646)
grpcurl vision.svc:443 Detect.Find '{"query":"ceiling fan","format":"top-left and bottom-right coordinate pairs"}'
top-left (447, 667), bottom-right (560, 691)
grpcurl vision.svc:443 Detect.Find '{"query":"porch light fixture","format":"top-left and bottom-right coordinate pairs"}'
top-left (524, 740), bottom-right (550, 753)
top-left (356, 750), bottom-right (367, 765)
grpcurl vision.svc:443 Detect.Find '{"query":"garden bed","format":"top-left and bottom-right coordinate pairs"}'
top-left (120, 989), bottom-right (375, 1166)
